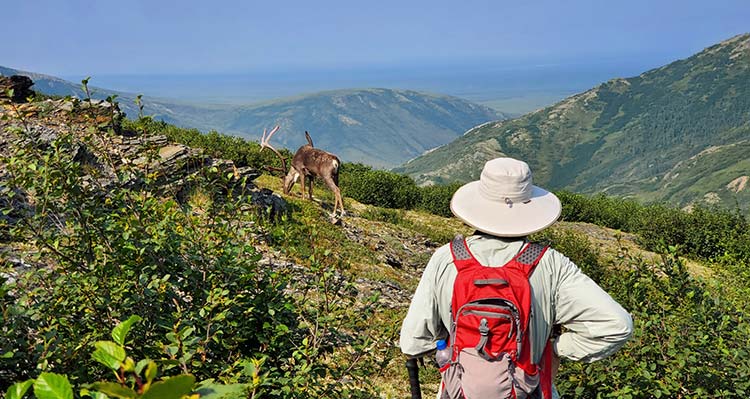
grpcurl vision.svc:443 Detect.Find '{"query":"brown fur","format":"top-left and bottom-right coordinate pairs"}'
top-left (283, 144), bottom-right (344, 217)
top-left (262, 126), bottom-right (344, 217)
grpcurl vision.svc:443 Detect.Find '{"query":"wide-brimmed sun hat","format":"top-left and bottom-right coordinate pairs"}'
top-left (450, 158), bottom-right (561, 237)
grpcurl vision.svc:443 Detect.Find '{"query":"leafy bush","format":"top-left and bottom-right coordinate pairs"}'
top-left (531, 229), bottom-right (606, 284)
top-left (5, 316), bottom-right (247, 399)
top-left (557, 190), bottom-right (750, 265)
top-left (537, 230), bottom-right (750, 397)
top-left (123, 117), bottom-right (289, 172)
top-left (0, 126), bottom-right (292, 386)
top-left (0, 112), bottom-right (382, 397)
top-left (417, 182), bottom-right (461, 217)
top-left (557, 191), bottom-right (642, 231)
top-left (562, 251), bottom-right (750, 397)
top-left (342, 168), bottom-right (421, 209)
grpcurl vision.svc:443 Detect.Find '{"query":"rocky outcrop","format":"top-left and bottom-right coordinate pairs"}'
top-left (0, 75), bottom-right (34, 103)
top-left (0, 89), bottom-right (288, 226)
top-left (260, 255), bottom-right (411, 310)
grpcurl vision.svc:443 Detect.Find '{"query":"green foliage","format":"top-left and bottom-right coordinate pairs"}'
top-left (342, 168), bottom-right (421, 209)
top-left (259, 204), bottom-right (387, 397)
top-left (531, 229), bottom-right (605, 284)
top-left (556, 191), bottom-right (641, 231)
top-left (417, 182), bottom-right (461, 217)
top-left (557, 248), bottom-right (750, 397)
top-left (5, 380), bottom-right (34, 399)
top-left (340, 163), bottom-right (460, 216)
top-left (123, 117), bottom-right (288, 172)
top-left (0, 113), bottom-right (383, 397)
top-left (532, 230), bottom-right (750, 397)
top-left (5, 317), bottom-right (246, 399)
top-left (558, 190), bottom-right (750, 264)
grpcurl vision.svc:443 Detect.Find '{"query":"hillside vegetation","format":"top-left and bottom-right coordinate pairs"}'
top-left (3, 91), bottom-right (750, 398)
top-left (397, 34), bottom-right (750, 212)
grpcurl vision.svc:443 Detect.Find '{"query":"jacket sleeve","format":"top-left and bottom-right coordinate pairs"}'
top-left (399, 250), bottom-right (447, 357)
top-left (551, 252), bottom-right (633, 362)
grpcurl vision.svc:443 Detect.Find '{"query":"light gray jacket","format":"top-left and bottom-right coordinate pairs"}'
top-left (399, 234), bottom-right (633, 395)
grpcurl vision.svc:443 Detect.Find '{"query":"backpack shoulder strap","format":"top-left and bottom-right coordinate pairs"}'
top-left (510, 242), bottom-right (549, 277)
top-left (449, 235), bottom-right (480, 271)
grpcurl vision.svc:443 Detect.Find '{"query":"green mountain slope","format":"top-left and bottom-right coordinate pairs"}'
top-left (396, 34), bottom-right (750, 211)
top-left (0, 66), bottom-right (504, 168)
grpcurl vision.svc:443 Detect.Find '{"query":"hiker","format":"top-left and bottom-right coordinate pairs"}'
top-left (399, 157), bottom-right (633, 399)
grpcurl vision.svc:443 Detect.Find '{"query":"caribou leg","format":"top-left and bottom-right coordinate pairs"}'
top-left (323, 176), bottom-right (345, 217)
top-left (307, 176), bottom-right (314, 200)
top-left (299, 173), bottom-right (306, 200)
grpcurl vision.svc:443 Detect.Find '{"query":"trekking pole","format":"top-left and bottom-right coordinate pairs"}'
top-left (405, 357), bottom-right (422, 399)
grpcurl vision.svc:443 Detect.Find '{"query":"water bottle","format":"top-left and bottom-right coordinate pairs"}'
top-left (435, 339), bottom-right (451, 368)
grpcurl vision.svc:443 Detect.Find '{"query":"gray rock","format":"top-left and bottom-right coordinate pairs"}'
top-left (0, 75), bottom-right (34, 103)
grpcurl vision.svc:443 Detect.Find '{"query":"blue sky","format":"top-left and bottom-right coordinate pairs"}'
top-left (3, 0), bottom-right (749, 76)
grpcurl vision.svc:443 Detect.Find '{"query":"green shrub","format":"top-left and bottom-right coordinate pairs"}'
top-left (343, 168), bottom-right (421, 209)
top-left (557, 190), bottom-right (750, 265)
top-left (557, 191), bottom-right (641, 231)
top-left (0, 129), bottom-right (293, 386)
top-left (0, 118), bottom-right (381, 397)
top-left (417, 182), bottom-right (461, 217)
top-left (123, 117), bottom-right (289, 172)
top-left (561, 251), bottom-right (750, 397)
top-left (531, 229), bottom-right (605, 284)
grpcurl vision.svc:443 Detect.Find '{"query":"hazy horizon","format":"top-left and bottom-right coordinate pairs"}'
top-left (50, 50), bottom-right (689, 114)
top-left (4, 0), bottom-right (748, 114)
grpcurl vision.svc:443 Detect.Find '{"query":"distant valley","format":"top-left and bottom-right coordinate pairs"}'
top-left (396, 34), bottom-right (750, 212)
top-left (0, 66), bottom-right (505, 168)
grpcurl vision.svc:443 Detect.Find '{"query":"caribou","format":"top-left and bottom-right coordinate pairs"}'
top-left (260, 126), bottom-right (345, 218)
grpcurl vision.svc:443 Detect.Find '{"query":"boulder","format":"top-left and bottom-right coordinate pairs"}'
top-left (0, 75), bottom-right (35, 103)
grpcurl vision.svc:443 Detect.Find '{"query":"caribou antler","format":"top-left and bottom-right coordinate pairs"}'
top-left (260, 125), bottom-right (287, 174)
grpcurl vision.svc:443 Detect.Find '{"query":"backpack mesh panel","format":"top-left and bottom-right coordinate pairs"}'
top-left (517, 243), bottom-right (545, 265)
top-left (452, 236), bottom-right (472, 261)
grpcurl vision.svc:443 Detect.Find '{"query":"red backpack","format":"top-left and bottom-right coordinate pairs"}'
top-left (440, 235), bottom-right (554, 399)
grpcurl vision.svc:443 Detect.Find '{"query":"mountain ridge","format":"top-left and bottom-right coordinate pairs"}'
top-left (396, 33), bottom-right (750, 211)
top-left (0, 65), bottom-right (505, 168)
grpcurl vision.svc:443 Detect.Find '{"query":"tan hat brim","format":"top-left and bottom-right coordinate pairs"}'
top-left (450, 181), bottom-right (562, 237)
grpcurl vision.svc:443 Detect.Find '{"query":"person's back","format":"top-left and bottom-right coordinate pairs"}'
top-left (399, 158), bottom-right (633, 398)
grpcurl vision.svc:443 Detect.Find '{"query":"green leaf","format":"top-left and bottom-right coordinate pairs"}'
top-left (142, 375), bottom-right (195, 399)
top-left (5, 380), bottom-right (34, 399)
top-left (92, 341), bottom-right (126, 370)
top-left (111, 315), bottom-right (142, 346)
top-left (33, 373), bottom-right (73, 399)
top-left (135, 359), bottom-right (150, 375)
top-left (145, 361), bottom-right (158, 383)
top-left (180, 326), bottom-right (195, 338)
top-left (194, 382), bottom-right (249, 399)
top-left (89, 382), bottom-right (137, 399)
top-left (79, 388), bottom-right (110, 399)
